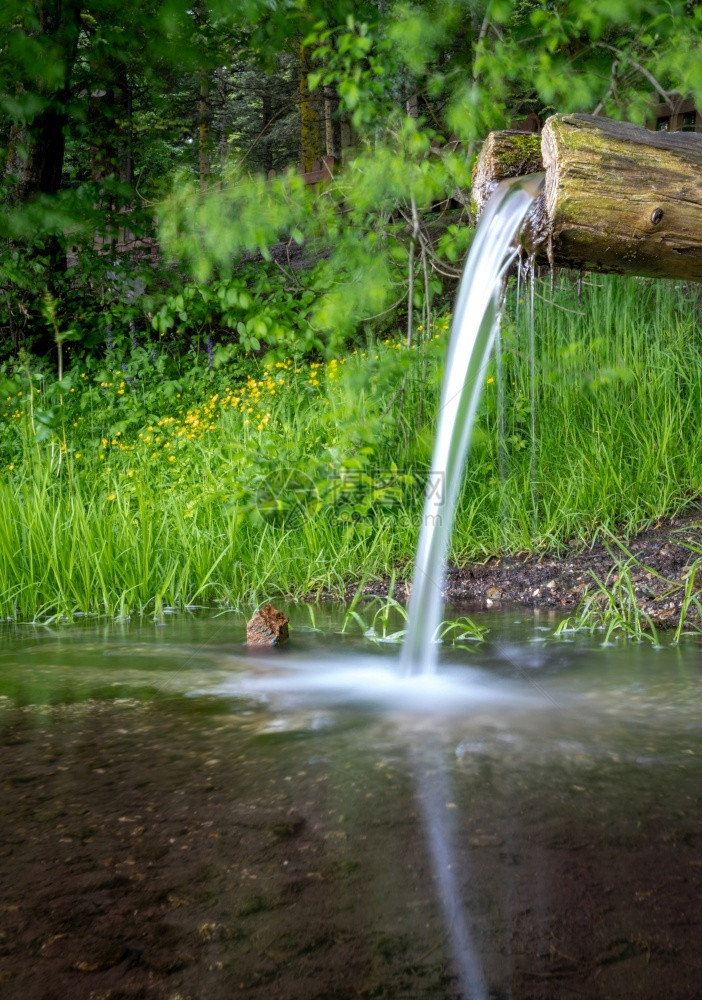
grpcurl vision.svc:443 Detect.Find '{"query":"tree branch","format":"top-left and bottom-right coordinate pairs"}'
top-left (596, 43), bottom-right (674, 107)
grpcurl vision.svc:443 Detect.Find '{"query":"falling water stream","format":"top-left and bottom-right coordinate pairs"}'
top-left (401, 175), bottom-right (544, 674)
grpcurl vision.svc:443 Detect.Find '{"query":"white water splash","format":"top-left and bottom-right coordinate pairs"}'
top-left (192, 650), bottom-right (540, 715)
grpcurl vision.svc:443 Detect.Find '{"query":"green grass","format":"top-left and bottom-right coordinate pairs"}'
top-left (1, 274), bottom-right (702, 620)
top-left (453, 274), bottom-right (702, 554)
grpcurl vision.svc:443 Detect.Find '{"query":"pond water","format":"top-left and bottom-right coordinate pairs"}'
top-left (1, 604), bottom-right (701, 1000)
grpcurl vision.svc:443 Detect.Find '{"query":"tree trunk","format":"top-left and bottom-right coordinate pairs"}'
top-left (3, 0), bottom-right (82, 359)
top-left (405, 92), bottom-right (419, 119)
top-left (119, 66), bottom-right (134, 185)
top-left (6, 110), bottom-right (67, 199)
top-left (262, 86), bottom-right (274, 173)
top-left (299, 40), bottom-right (322, 172)
top-left (472, 114), bottom-right (702, 282)
top-left (4, 0), bottom-right (82, 201)
top-left (198, 67), bottom-right (211, 189)
top-left (323, 84), bottom-right (340, 160)
top-left (339, 116), bottom-right (353, 153)
top-left (89, 88), bottom-right (116, 183)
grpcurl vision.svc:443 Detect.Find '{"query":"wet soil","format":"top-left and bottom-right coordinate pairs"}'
top-left (1, 697), bottom-right (701, 1000)
top-left (359, 508), bottom-right (702, 628)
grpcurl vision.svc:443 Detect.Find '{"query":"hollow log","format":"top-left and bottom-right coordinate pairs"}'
top-left (473, 114), bottom-right (702, 282)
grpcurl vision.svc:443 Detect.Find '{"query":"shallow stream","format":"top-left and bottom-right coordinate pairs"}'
top-left (1, 605), bottom-right (701, 999)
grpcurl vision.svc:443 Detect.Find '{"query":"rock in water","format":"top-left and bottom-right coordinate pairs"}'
top-left (246, 603), bottom-right (289, 646)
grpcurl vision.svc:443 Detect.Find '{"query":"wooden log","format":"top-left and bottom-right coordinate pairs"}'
top-left (473, 114), bottom-right (702, 282)
top-left (542, 114), bottom-right (702, 281)
top-left (471, 130), bottom-right (543, 216)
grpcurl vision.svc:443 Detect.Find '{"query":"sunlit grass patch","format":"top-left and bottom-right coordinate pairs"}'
top-left (1, 276), bottom-right (702, 622)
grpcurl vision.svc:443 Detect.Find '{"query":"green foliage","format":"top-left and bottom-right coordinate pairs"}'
top-left (159, 117), bottom-right (472, 345)
top-left (2, 0), bottom-right (702, 626)
top-left (4, 0), bottom-right (701, 363)
top-left (0, 332), bottom-right (436, 619)
top-left (160, 169), bottom-right (313, 279)
top-left (1, 275), bottom-right (702, 620)
top-left (306, 15), bottom-right (397, 128)
top-left (156, 1), bottom-right (702, 354)
top-left (150, 265), bottom-right (325, 356)
top-left (342, 591), bottom-right (409, 644)
top-left (339, 584), bottom-right (486, 647)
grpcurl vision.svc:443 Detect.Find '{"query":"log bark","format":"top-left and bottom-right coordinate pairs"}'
top-left (542, 114), bottom-right (702, 281)
top-left (473, 114), bottom-right (702, 282)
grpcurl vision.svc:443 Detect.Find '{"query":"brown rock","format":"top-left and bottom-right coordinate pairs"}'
top-left (246, 603), bottom-right (289, 646)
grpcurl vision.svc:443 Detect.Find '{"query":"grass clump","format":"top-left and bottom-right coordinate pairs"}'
top-left (555, 562), bottom-right (663, 645)
top-left (555, 538), bottom-right (702, 643)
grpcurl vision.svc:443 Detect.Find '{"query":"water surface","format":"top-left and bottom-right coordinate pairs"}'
top-left (1, 605), bottom-right (700, 1000)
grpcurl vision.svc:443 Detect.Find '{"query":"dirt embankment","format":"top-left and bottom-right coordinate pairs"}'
top-left (359, 509), bottom-right (702, 628)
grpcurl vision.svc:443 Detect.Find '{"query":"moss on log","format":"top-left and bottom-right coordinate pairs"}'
top-left (471, 130), bottom-right (543, 215)
top-left (473, 114), bottom-right (702, 282)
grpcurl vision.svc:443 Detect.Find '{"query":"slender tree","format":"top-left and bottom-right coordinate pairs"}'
top-left (298, 37), bottom-right (322, 170)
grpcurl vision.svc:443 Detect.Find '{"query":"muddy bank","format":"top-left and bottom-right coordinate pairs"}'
top-left (358, 508), bottom-right (702, 628)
